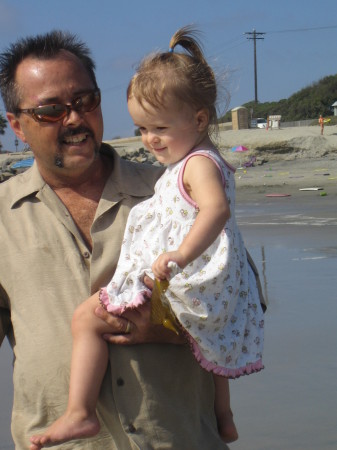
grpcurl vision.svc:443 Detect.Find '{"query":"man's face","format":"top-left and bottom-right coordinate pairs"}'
top-left (7, 51), bottom-right (104, 181)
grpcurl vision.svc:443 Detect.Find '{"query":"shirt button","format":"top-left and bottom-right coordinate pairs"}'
top-left (83, 251), bottom-right (90, 259)
top-left (128, 423), bottom-right (136, 433)
top-left (116, 377), bottom-right (124, 386)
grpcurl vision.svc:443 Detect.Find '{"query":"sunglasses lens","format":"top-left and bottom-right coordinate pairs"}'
top-left (75, 91), bottom-right (101, 112)
top-left (28, 90), bottom-right (100, 122)
top-left (34, 105), bottom-right (67, 122)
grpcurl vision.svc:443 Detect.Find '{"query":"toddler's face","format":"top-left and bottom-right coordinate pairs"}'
top-left (127, 96), bottom-right (209, 165)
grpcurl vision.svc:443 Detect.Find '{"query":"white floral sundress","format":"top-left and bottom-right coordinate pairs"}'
top-left (100, 149), bottom-right (264, 378)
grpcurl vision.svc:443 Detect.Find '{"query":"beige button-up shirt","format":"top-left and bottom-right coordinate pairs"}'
top-left (0, 145), bottom-right (225, 450)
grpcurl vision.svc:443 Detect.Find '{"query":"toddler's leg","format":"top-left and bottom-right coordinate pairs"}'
top-left (30, 292), bottom-right (111, 449)
top-left (213, 375), bottom-right (239, 444)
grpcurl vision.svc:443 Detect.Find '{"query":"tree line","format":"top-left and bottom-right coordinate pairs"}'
top-left (220, 74), bottom-right (337, 123)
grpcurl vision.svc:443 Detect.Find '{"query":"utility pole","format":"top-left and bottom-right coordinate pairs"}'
top-left (245, 29), bottom-right (265, 103)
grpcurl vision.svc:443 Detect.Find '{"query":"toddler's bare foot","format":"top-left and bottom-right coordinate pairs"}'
top-left (29, 410), bottom-right (100, 449)
top-left (217, 409), bottom-right (239, 444)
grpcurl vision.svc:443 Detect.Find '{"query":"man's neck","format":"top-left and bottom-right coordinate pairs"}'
top-left (43, 154), bottom-right (113, 249)
top-left (38, 154), bottom-right (111, 193)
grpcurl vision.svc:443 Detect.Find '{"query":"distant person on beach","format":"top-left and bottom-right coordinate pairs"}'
top-left (319, 114), bottom-right (324, 135)
top-left (30, 26), bottom-right (264, 449)
top-left (0, 30), bottom-right (228, 450)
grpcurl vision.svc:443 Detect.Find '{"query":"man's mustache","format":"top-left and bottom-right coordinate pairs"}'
top-left (59, 127), bottom-right (94, 142)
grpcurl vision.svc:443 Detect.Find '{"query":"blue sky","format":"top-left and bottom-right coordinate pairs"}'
top-left (0, 0), bottom-right (337, 151)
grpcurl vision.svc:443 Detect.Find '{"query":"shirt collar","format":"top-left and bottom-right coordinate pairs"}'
top-left (10, 162), bottom-right (45, 208)
top-left (10, 143), bottom-right (158, 209)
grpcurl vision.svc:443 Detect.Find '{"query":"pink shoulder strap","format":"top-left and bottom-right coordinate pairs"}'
top-left (177, 150), bottom-right (230, 207)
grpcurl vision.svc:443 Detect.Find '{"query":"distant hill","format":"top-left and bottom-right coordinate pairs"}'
top-left (220, 74), bottom-right (337, 122)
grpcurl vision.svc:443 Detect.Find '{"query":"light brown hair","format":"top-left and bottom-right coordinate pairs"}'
top-left (127, 26), bottom-right (218, 129)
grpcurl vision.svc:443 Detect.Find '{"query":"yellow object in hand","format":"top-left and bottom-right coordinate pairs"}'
top-left (150, 278), bottom-right (179, 335)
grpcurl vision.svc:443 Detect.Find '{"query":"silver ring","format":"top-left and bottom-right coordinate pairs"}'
top-left (125, 320), bottom-right (132, 334)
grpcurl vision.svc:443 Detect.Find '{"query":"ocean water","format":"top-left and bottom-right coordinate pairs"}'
top-left (1, 195), bottom-right (336, 449)
top-left (230, 196), bottom-right (337, 450)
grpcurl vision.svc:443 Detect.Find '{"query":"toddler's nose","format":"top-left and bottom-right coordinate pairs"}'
top-left (148, 132), bottom-right (160, 145)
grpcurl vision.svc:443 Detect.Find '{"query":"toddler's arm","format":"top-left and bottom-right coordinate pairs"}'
top-left (152, 154), bottom-right (230, 280)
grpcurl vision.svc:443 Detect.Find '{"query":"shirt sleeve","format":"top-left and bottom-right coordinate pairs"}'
top-left (0, 285), bottom-right (11, 346)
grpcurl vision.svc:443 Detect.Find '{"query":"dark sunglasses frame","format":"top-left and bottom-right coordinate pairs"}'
top-left (16, 89), bottom-right (101, 123)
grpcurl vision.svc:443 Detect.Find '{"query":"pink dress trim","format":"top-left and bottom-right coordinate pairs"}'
top-left (185, 330), bottom-right (264, 378)
top-left (99, 287), bottom-right (150, 315)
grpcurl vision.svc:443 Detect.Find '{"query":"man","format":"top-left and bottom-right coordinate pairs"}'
top-left (0, 31), bottom-right (226, 449)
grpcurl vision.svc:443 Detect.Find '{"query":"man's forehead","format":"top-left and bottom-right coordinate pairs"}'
top-left (18, 50), bottom-right (83, 72)
top-left (15, 52), bottom-right (92, 105)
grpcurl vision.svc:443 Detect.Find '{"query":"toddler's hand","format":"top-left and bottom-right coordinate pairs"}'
top-left (152, 251), bottom-right (183, 280)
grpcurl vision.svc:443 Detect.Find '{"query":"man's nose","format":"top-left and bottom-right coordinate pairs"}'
top-left (62, 108), bottom-right (83, 126)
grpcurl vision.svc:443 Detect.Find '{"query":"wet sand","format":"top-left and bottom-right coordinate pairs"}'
top-left (228, 191), bottom-right (337, 450)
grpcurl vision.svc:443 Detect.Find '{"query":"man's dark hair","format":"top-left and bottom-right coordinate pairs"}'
top-left (0, 30), bottom-right (98, 113)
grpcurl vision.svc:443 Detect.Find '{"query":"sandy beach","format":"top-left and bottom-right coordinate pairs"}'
top-left (106, 124), bottom-right (337, 203)
top-left (2, 124), bottom-right (337, 196)
top-left (218, 125), bottom-right (337, 193)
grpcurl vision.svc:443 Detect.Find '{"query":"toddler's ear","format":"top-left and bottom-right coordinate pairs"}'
top-left (196, 109), bottom-right (209, 132)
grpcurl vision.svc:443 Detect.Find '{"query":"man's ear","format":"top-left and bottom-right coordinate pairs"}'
top-left (6, 112), bottom-right (27, 143)
top-left (196, 109), bottom-right (209, 132)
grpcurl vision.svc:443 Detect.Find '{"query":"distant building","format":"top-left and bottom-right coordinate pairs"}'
top-left (332, 101), bottom-right (337, 116)
top-left (231, 106), bottom-right (249, 130)
top-left (268, 115), bottom-right (281, 129)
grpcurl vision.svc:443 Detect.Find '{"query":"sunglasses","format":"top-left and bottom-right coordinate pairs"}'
top-left (16, 89), bottom-right (101, 123)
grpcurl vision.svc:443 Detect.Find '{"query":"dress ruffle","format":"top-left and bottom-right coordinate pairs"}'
top-left (99, 287), bottom-right (150, 314)
top-left (185, 331), bottom-right (264, 378)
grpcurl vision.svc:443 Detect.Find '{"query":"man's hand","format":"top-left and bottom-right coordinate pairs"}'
top-left (94, 276), bottom-right (185, 345)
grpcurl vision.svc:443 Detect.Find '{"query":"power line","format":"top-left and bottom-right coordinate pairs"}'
top-left (267, 24), bottom-right (337, 34)
top-left (208, 36), bottom-right (247, 60)
top-left (244, 30), bottom-right (265, 103)
top-left (242, 25), bottom-right (337, 104)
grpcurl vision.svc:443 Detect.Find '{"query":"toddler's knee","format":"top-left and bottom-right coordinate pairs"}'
top-left (71, 302), bottom-right (92, 334)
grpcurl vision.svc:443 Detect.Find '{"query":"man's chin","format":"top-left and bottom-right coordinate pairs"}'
top-left (57, 144), bottom-right (100, 169)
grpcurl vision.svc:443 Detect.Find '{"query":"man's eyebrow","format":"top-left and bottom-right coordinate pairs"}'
top-left (35, 96), bottom-right (60, 105)
top-left (35, 89), bottom-right (95, 106)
